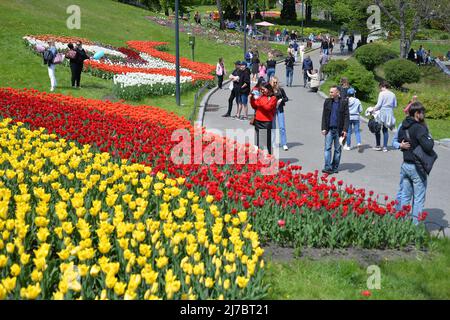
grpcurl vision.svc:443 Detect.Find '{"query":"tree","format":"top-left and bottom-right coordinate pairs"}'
top-left (374, 0), bottom-right (446, 58)
top-left (331, 0), bottom-right (372, 43)
top-left (281, 0), bottom-right (297, 21)
top-left (216, 0), bottom-right (225, 29)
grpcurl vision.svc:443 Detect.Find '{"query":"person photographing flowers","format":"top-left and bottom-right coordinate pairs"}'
top-left (250, 83), bottom-right (279, 154)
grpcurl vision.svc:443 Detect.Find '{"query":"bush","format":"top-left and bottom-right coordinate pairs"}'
top-left (322, 60), bottom-right (349, 78)
top-left (354, 43), bottom-right (398, 71)
top-left (341, 63), bottom-right (377, 99)
top-left (383, 58), bottom-right (421, 88)
top-left (419, 95), bottom-right (450, 120)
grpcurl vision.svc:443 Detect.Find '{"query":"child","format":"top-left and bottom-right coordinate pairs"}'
top-left (344, 88), bottom-right (363, 151)
top-left (258, 63), bottom-right (267, 80)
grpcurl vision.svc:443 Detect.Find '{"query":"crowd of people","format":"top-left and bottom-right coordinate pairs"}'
top-left (215, 35), bottom-right (437, 225)
top-left (42, 40), bottom-right (90, 92)
top-left (407, 45), bottom-right (435, 66)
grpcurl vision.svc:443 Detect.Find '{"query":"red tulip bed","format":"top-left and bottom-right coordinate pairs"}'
top-left (23, 35), bottom-right (215, 100)
top-left (0, 88), bottom-right (428, 249)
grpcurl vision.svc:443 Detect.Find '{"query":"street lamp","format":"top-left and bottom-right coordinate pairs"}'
top-left (175, 0), bottom-right (181, 106)
top-left (301, 1), bottom-right (304, 39)
top-left (243, 0), bottom-right (247, 58)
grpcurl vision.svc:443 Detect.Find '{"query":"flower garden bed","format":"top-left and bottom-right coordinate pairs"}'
top-left (23, 35), bottom-right (215, 100)
top-left (0, 88), bottom-right (429, 253)
top-left (0, 118), bottom-right (265, 300)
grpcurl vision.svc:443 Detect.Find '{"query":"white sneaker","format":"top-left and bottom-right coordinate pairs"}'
top-left (383, 147), bottom-right (388, 152)
top-left (343, 145), bottom-right (351, 151)
top-left (373, 146), bottom-right (382, 151)
top-left (283, 145), bottom-right (289, 151)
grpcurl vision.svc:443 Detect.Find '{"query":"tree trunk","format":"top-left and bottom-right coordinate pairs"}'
top-left (216, 0), bottom-right (225, 30)
top-left (305, 0), bottom-right (312, 24)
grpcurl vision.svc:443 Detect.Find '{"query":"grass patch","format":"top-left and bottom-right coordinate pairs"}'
top-left (264, 238), bottom-right (450, 299)
top-left (0, 0), bottom-right (258, 118)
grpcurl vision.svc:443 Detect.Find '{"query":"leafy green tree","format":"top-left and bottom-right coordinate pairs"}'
top-left (281, 0), bottom-right (297, 21)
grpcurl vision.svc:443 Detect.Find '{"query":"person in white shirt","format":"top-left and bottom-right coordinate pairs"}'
top-left (216, 57), bottom-right (226, 89)
top-left (373, 81), bottom-right (398, 152)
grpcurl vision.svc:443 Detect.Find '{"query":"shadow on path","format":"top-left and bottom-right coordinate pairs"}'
top-left (338, 162), bottom-right (366, 173)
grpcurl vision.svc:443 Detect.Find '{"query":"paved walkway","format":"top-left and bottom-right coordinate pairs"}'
top-left (203, 49), bottom-right (450, 235)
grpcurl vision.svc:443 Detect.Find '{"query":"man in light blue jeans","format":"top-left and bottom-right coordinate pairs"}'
top-left (397, 102), bottom-right (435, 225)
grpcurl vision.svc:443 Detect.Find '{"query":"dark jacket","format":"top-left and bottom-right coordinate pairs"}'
top-left (321, 97), bottom-right (350, 134)
top-left (275, 87), bottom-right (289, 113)
top-left (232, 68), bottom-right (241, 89)
top-left (285, 56), bottom-right (295, 69)
top-left (302, 58), bottom-right (313, 71)
top-left (266, 59), bottom-right (276, 69)
top-left (239, 68), bottom-right (251, 95)
top-left (398, 117), bottom-right (434, 167)
top-left (76, 48), bottom-right (89, 64)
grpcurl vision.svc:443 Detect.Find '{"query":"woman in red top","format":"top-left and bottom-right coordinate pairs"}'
top-left (250, 83), bottom-right (278, 154)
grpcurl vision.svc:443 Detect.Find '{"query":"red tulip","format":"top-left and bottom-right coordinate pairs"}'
top-left (278, 219), bottom-right (286, 227)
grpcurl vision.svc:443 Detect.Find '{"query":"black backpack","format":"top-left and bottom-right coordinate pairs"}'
top-left (286, 57), bottom-right (294, 68)
top-left (43, 49), bottom-right (54, 65)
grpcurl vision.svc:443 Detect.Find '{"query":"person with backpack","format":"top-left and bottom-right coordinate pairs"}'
top-left (270, 76), bottom-right (289, 151)
top-left (73, 41), bottom-right (89, 88)
top-left (343, 88), bottom-right (363, 151)
top-left (321, 39), bottom-right (329, 55)
top-left (302, 55), bottom-right (313, 88)
top-left (285, 53), bottom-right (295, 87)
top-left (397, 102), bottom-right (437, 225)
top-left (43, 41), bottom-right (58, 92)
top-left (222, 61), bottom-right (241, 118)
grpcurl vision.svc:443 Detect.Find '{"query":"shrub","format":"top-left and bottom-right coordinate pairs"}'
top-left (419, 95), bottom-right (450, 120)
top-left (354, 43), bottom-right (398, 71)
top-left (341, 63), bottom-right (377, 99)
top-left (383, 58), bottom-right (421, 88)
top-left (322, 60), bottom-right (349, 78)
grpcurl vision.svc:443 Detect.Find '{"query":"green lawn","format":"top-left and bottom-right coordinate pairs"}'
top-left (389, 39), bottom-right (450, 58)
top-left (0, 0), bottom-right (259, 119)
top-left (264, 238), bottom-right (450, 299)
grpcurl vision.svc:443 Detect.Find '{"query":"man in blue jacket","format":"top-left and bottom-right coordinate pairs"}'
top-left (302, 55), bottom-right (313, 88)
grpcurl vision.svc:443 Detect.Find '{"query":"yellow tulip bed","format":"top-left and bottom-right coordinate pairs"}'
top-left (0, 119), bottom-right (266, 300)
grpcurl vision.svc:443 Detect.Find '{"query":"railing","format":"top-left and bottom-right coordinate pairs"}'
top-left (189, 81), bottom-right (214, 124)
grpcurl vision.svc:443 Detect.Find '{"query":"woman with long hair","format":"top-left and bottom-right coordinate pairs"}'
top-left (270, 76), bottom-right (289, 151)
top-left (250, 83), bottom-right (278, 154)
top-left (216, 57), bottom-right (226, 89)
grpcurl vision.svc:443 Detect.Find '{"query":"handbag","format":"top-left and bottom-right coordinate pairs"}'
top-left (65, 50), bottom-right (77, 60)
top-left (405, 129), bottom-right (438, 175)
top-left (52, 53), bottom-right (64, 64)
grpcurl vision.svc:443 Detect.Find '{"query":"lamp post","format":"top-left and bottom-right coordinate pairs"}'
top-left (301, 1), bottom-right (304, 39)
top-left (243, 0), bottom-right (247, 58)
top-left (175, 0), bottom-right (181, 106)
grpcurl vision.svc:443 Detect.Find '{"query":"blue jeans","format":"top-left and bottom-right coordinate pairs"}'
top-left (347, 120), bottom-right (361, 147)
top-left (286, 67), bottom-right (293, 86)
top-left (322, 48), bottom-right (328, 55)
top-left (272, 109), bottom-right (287, 146)
top-left (400, 162), bottom-right (427, 225)
top-left (267, 68), bottom-right (275, 81)
top-left (324, 128), bottom-right (342, 171)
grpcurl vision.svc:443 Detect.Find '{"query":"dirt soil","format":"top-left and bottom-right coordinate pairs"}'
top-left (263, 243), bottom-right (429, 267)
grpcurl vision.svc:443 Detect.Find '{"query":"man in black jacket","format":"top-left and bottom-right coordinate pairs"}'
top-left (397, 102), bottom-right (435, 224)
top-left (74, 41), bottom-right (89, 88)
top-left (321, 86), bottom-right (350, 174)
top-left (223, 61), bottom-right (242, 117)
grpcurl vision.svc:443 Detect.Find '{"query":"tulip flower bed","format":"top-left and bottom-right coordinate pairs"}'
top-left (23, 35), bottom-right (214, 100)
top-left (0, 119), bottom-right (266, 300)
top-left (0, 88), bottom-right (428, 250)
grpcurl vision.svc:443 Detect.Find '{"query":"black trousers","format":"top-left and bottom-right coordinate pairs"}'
top-left (217, 75), bottom-right (224, 89)
top-left (70, 63), bottom-right (83, 87)
top-left (226, 87), bottom-right (238, 115)
top-left (255, 120), bottom-right (273, 154)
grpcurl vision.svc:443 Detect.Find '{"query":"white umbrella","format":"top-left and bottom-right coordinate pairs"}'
top-left (255, 21), bottom-right (275, 27)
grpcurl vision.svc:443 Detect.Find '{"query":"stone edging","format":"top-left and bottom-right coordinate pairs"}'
top-left (317, 90), bottom-right (450, 149)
